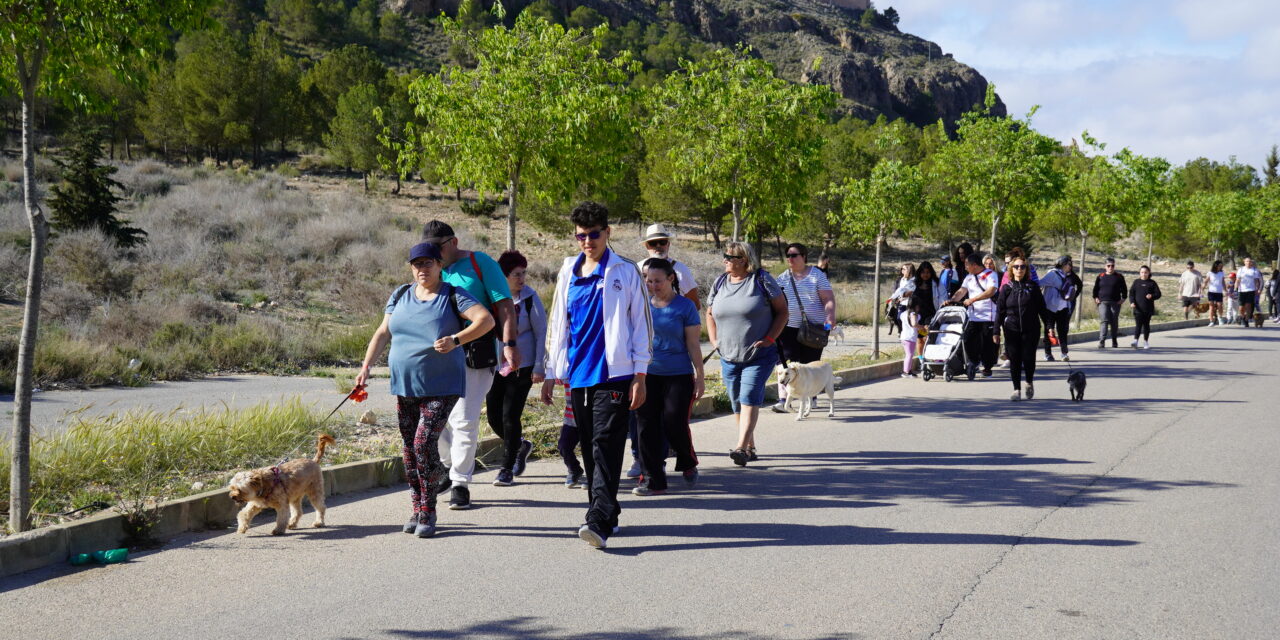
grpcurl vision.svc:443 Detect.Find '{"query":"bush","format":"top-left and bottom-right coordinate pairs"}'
top-left (460, 198), bottom-right (499, 217)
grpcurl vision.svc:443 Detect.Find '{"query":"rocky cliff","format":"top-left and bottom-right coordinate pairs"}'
top-left (400, 0), bottom-right (1005, 127)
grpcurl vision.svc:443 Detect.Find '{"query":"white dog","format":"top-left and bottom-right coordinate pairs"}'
top-left (776, 362), bottom-right (841, 420)
top-left (830, 324), bottom-right (846, 345)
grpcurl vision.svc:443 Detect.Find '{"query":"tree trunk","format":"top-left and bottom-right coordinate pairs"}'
top-left (125, 135), bottom-right (132, 161)
top-left (12, 65), bottom-right (50, 533)
top-left (731, 198), bottom-right (742, 243)
top-left (872, 232), bottom-right (884, 358)
top-left (506, 173), bottom-right (518, 251)
top-left (988, 212), bottom-right (1001, 261)
top-left (393, 173), bottom-right (401, 195)
top-left (455, 185), bottom-right (462, 201)
top-left (710, 221), bottom-right (721, 248)
top-left (1074, 233), bottom-right (1087, 328)
top-left (1146, 234), bottom-right (1153, 267)
top-left (774, 234), bottom-right (785, 262)
top-left (362, 172), bottom-right (368, 192)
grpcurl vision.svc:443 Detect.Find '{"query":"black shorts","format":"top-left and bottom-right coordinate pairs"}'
top-left (1207, 292), bottom-right (1223, 303)
top-left (1239, 291), bottom-right (1256, 306)
top-left (1181, 296), bottom-right (1200, 308)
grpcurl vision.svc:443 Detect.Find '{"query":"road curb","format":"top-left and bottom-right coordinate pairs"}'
top-left (0, 318), bottom-right (1210, 579)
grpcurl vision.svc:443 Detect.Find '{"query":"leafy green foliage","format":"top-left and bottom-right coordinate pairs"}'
top-left (48, 126), bottom-right (147, 249)
top-left (392, 11), bottom-right (638, 249)
top-left (645, 47), bottom-right (836, 242)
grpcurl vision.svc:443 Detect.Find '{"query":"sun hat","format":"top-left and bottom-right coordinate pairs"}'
top-left (643, 223), bottom-right (673, 243)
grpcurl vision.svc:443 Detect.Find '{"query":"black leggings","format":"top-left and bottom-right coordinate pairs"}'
top-left (1002, 327), bottom-right (1039, 390)
top-left (1043, 308), bottom-right (1071, 356)
top-left (485, 366), bottom-right (535, 470)
top-left (778, 325), bottom-right (824, 365)
top-left (635, 373), bottom-right (699, 491)
top-left (1133, 309), bottom-right (1152, 340)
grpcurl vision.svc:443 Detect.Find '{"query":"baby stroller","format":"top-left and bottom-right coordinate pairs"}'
top-left (920, 305), bottom-right (970, 382)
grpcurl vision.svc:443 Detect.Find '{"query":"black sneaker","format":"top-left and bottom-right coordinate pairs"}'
top-left (1098, 340), bottom-right (1105, 349)
top-left (403, 512), bottom-right (419, 534)
top-left (682, 467), bottom-right (699, 487)
top-left (513, 439), bottom-right (533, 476)
top-left (729, 448), bottom-right (749, 466)
top-left (565, 470), bottom-right (585, 488)
top-left (437, 476), bottom-right (452, 494)
top-left (966, 363), bottom-right (977, 380)
top-left (493, 468), bottom-right (514, 486)
top-left (1044, 353), bottom-right (1055, 362)
top-left (448, 485), bottom-right (471, 510)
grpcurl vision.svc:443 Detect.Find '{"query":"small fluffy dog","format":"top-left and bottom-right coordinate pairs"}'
top-left (229, 434), bottom-right (334, 535)
top-left (776, 362), bottom-right (841, 420)
top-left (1067, 370), bottom-right (1087, 402)
top-left (1189, 301), bottom-right (1211, 318)
top-left (830, 324), bottom-right (847, 345)
top-left (884, 301), bottom-right (902, 336)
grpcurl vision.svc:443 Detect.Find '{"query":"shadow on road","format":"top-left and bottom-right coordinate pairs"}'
top-left (836, 395), bottom-right (1242, 422)
top-left (369, 618), bottom-right (851, 640)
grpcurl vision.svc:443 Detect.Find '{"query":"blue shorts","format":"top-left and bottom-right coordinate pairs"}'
top-left (721, 351), bottom-right (777, 414)
top-left (1207, 292), bottom-right (1223, 303)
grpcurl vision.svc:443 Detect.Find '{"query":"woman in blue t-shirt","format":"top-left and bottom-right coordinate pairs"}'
top-left (633, 259), bottom-right (705, 495)
top-left (356, 242), bottom-right (494, 538)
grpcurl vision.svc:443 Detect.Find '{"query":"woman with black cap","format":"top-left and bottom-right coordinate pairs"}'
top-left (356, 242), bottom-right (494, 538)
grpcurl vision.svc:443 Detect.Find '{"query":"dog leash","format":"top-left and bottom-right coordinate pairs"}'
top-left (273, 385), bottom-right (368, 467)
top-left (702, 347), bottom-right (719, 365)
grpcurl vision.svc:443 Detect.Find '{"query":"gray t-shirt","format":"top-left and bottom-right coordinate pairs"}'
top-left (707, 270), bottom-right (783, 364)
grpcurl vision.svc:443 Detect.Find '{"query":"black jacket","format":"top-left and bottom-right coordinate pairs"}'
top-left (996, 279), bottom-right (1050, 334)
top-left (1092, 272), bottom-right (1128, 303)
top-left (1129, 278), bottom-right (1162, 313)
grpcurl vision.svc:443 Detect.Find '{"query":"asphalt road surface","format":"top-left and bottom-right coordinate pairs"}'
top-left (3, 325), bottom-right (1277, 639)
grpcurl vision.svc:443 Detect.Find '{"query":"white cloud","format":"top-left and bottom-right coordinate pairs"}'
top-left (886, 0), bottom-right (1280, 166)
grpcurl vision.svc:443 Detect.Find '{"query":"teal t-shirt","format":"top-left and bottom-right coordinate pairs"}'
top-left (648, 295), bottom-right (700, 376)
top-left (443, 251), bottom-right (512, 310)
top-left (385, 284), bottom-right (479, 398)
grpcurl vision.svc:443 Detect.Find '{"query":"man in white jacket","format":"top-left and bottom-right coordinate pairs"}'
top-left (540, 202), bottom-right (652, 549)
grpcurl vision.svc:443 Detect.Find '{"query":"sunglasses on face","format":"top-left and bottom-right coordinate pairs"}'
top-left (1011, 264), bottom-right (1027, 270)
top-left (786, 253), bottom-right (803, 258)
top-left (723, 254), bottom-right (744, 262)
top-left (574, 229), bottom-right (605, 242)
top-left (647, 239), bottom-right (669, 247)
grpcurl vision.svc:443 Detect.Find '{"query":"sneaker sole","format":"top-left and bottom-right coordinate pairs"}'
top-left (448, 502), bottom-right (471, 510)
top-left (492, 480), bottom-right (512, 487)
top-left (578, 525), bottom-right (606, 549)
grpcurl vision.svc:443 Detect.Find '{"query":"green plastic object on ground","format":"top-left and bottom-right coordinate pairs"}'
top-left (70, 548), bottom-right (128, 565)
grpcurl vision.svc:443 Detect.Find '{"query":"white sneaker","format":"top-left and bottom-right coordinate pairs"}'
top-left (1010, 389), bottom-right (1021, 401)
top-left (770, 402), bottom-right (787, 413)
top-left (1130, 338), bottom-right (1138, 348)
top-left (1061, 354), bottom-right (1070, 362)
top-left (1141, 340), bottom-right (1150, 349)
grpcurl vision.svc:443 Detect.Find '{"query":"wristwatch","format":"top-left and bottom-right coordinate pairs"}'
top-left (502, 340), bottom-right (517, 347)
top-left (452, 335), bottom-right (460, 346)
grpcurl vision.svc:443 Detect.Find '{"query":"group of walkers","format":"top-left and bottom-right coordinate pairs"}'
top-left (1177, 258), bottom-right (1277, 328)
top-left (355, 204), bottom-right (1275, 546)
top-left (357, 202), bottom-right (839, 548)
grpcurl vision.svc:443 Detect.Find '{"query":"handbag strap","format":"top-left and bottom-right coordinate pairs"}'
top-left (785, 272), bottom-right (811, 324)
top-left (467, 252), bottom-right (494, 308)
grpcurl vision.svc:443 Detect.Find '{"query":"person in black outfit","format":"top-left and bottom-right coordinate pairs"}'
top-left (1128, 265), bottom-right (1162, 349)
top-left (1092, 257), bottom-right (1128, 348)
top-left (996, 256), bottom-right (1050, 401)
top-left (1039, 255), bottom-right (1082, 361)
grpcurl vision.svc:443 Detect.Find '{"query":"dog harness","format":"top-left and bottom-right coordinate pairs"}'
top-left (261, 466), bottom-right (285, 500)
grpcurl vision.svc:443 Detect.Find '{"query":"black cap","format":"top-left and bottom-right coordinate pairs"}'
top-left (421, 220), bottom-right (455, 244)
top-left (408, 242), bottom-right (442, 263)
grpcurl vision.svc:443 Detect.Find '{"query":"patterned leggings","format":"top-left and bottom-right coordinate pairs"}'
top-left (397, 395), bottom-right (460, 515)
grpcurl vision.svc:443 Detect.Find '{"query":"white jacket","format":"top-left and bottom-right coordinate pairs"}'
top-left (544, 250), bottom-right (652, 382)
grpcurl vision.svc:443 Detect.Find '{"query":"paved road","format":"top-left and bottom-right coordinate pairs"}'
top-left (3, 325), bottom-right (1277, 639)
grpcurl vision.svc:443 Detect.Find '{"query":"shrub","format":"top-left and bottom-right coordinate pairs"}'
top-left (460, 198), bottom-right (498, 217)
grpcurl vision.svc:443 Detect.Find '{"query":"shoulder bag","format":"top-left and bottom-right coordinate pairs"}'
top-left (785, 272), bottom-right (829, 349)
top-left (454, 255), bottom-right (500, 369)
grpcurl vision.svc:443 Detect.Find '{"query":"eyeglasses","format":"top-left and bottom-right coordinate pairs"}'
top-left (1105, 264), bottom-right (1115, 268)
top-left (410, 259), bottom-right (436, 270)
top-left (723, 254), bottom-right (744, 262)
top-left (786, 253), bottom-right (803, 258)
top-left (647, 239), bottom-right (669, 247)
top-left (573, 229), bottom-right (605, 242)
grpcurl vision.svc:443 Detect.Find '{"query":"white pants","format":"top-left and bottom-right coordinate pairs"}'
top-left (440, 365), bottom-right (494, 486)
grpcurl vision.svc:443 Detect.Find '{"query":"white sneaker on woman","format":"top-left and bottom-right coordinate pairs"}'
top-left (1010, 389), bottom-right (1021, 401)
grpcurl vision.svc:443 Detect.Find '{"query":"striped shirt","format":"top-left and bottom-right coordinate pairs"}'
top-left (562, 382), bottom-right (575, 428)
top-left (775, 266), bottom-right (833, 329)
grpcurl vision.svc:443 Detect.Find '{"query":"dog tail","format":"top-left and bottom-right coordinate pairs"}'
top-left (315, 433), bottom-right (336, 462)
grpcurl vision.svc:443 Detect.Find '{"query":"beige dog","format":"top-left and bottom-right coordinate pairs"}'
top-left (776, 362), bottom-right (841, 421)
top-left (229, 434), bottom-right (334, 535)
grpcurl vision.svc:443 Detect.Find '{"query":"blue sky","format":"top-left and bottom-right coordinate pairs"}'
top-left (887, 0), bottom-right (1280, 171)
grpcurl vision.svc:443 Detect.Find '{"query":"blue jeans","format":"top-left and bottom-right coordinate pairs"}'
top-left (721, 350), bottom-right (777, 414)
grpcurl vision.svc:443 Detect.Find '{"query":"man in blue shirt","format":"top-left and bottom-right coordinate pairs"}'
top-left (541, 202), bottom-right (651, 549)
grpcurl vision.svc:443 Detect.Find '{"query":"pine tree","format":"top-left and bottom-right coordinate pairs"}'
top-left (48, 125), bottom-right (147, 248)
top-left (1265, 144), bottom-right (1278, 186)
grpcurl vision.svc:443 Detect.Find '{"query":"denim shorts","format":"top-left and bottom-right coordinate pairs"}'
top-left (720, 350), bottom-right (777, 414)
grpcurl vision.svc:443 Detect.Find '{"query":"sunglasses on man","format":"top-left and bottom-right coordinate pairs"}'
top-left (647, 239), bottom-right (669, 247)
top-left (574, 229), bottom-right (605, 242)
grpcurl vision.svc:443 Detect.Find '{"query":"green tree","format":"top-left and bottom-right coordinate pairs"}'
top-left (301, 44), bottom-right (388, 131)
top-left (645, 46), bottom-right (836, 243)
top-left (391, 11), bottom-right (638, 249)
top-left (174, 30), bottom-right (248, 164)
top-left (326, 83), bottom-right (384, 190)
top-left (244, 23), bottom-right (306, 165)
top-left (1187, 190), bottom-right (1255, 266)
top-left (1, 0), bottom-right (210, 532)
top-left (348, 0), bottom-right (380, 44)
top-left (1113, 148), bottom-right (1174, 266)
top-left (49, 125), bottom-right (147, 248)
top-left (1263, 144), bottom-right (1278, 186)
top-left (931, 86), bottom-right (1061, 256)
top-left (1036, 135), bottom-right (1126, 325)
top-left (138, 61), bottom-right (190, 160)
top-left (883, 6), bottom-right (901, 28)
top-left (829, 157), bottom-right (926, 356)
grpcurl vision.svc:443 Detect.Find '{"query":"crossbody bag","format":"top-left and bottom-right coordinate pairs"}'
top-left (785, 272), bottom-right (829, 349)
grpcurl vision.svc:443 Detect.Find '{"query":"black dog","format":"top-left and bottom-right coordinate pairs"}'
top-left (1067, 369), bottom-right (1087, 401)
top-left (884, 301), bottom-right (902, 336)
